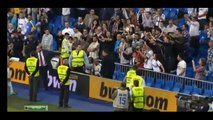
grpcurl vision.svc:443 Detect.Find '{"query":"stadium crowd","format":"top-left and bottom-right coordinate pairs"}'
top-left (7, 8), bottom-right (213, 81)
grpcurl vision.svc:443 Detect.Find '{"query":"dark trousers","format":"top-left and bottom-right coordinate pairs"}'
top-left (73, 66), bottom-right (84, 73)
top-left (59, 85), bottom-right (70, 106)
top-left (190, 36), bottom-right (200, 57)
top-left (29, 76), bottom-right (40, 101)
top-left (39, 66), bottom-right (48, 90)
top-left (198, 19), bottom-right (207, 30)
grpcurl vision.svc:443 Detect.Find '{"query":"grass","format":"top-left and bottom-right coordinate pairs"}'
top-left (7, 95), bottom-right (82, 112)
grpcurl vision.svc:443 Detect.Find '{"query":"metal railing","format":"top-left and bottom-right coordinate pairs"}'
top-left (114, 63), bottom-right (213, 90)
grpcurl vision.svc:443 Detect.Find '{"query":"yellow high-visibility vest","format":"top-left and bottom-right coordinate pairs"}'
top-left (26, 57), bottom-right (39, 77)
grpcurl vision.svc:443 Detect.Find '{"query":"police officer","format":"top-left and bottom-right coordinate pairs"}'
top-left (24, 51), bottom-right (40, 102)
top-left (68, 44), bottom-right (88, 73)
top-left (130, 80), bottom-right (145, 112)
top-left (112, 82), bottom-right (131, 112)
top-left (57, 59), bottom-right (71, 108)
top-left (124, 65), bottom-right (137, 91)
top-left (60, 33), bottom-right (71, 65)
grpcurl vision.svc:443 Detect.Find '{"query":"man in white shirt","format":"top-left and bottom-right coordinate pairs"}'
top-left (41, 29), bottom-right (53, 51)
top-left (18, 12), bottom-right (28, 36)
top-left (72, 26), bottom-right (82, 40)
top-left (198, 8), bottom-right (208, 30)
top-left (62, 22), bottom-right (74, 37)
top-left (87, 35), bottom-right (100, 59)
top-left (186, 15), bottom-right (200, 57)
top-left (153, 8), bottom-right (166, 27)
top-left (166, 20), bottom-right (177, 33)
top-left (176, 53), bottom-right (187, 77)
top-left (62, 8), bottom-right (70, 26)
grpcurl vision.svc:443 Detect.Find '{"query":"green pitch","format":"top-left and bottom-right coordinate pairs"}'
top-left (7, 95), bottom-right (82, 112)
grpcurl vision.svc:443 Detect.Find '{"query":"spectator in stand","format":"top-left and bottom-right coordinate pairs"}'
top-left (84, 9), bottom-right (99, 29)
top-left (85, 57), bottom-right (94, 75)
top-left (75, 8), bottom-right (88, 19)
top-left (208, 39), bottom-right (213, 74)
top-left (41, 28), bottom-right (53, 51)
top-left (114, 34), bottom-right (122, 62)
top-left (62, 21), bottom-right (74, 37)
top-left (99, 31), bottom-right (113, 58)
top-left (89, 19), bottom-right (99, 36)
top-left (137, 8), bottom-right (146, 31)
top-left (166, 20), bottom-right (177, 34)
top-left (142, 12), bottom-right (154, 30)
top-left (18, 12), bottom-right (28, 37)
top-left (131, 46), bottom-right (145, 69)
top-left (23, 33), bottom-right (39, 59)
top-left (62, 8), bottom-right (70, 26)
top-left (159, 20), bottom-right (166, 33)
top-left (176, 53), bottom-right (187, 77)
top-left (7, 23), bottom-right (15, 37)
top-left (198, 8), bottom-right (208, 30)
top-left (192, 58), bottom-right (207, 80)
top-left (56, 31), bottom-right (64, 51)
top-left (152, 53), bottom-right (165, 73)
top-left (144, 45), bottom-right (154, 70)
top-left (7, 10), bottom-right (17, 30)
top-left (153, 8), bottom-right (165, 27)
top-left (26, 15), bottom-right (37, 37)
top-left (102, 22), bottom-right (109, 37)
top-left (100, 49), bottom-right (115, 79)
top-left (87, 35), bottom-right (100, 59)
top-left (129, 10), bottom-right (137, 26)
top-left (120, 41), bottom-right (132, 65)
top-left (186, 15), bottom-right (200, 57)
top-left (37, 14), bottom-right (48, 40)
top-left (82, 29), bottom-right (92, 51)
top-left (75, 16), bottom-right (86, 33)
top-left (111, 15), bottom-right (123, 35)
top-left (93, 59), bottom-right (101, 76)
top-left (72, 26), bottom-right (82, 40)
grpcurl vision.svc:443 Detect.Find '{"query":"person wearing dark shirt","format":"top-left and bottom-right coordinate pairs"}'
top-left (10, 31), bottom-right (24, 61)
top-left (24, 51), bottom-right (40, 102)
top-left (56, 60), bottom-right (71, 108)
top-left (100, 49), bottom-right (115, 79)
top-left (23, 33), bottom-right (39, 59)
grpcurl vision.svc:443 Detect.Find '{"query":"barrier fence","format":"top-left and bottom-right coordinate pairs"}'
top-left (114, 63), bottom-right (213, 91)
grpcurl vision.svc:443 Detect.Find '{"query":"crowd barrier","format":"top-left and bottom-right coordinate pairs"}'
top-left (9, 61), bottom-right (180, 112)
top-left (114, 63), bottom-right (213, 91)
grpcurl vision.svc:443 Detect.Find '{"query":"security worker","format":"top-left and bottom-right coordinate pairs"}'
top-left (130, 80), bottom-right (145, 112)
top-left (112, 82), bottom-right (131, 112)
top-left (124, 65), bottom-right (137, 90)
top-left (130, 69), bottom-right (145, 89)
top-left (24, 51), bottom-right (40, 102)
top-left (60, 33), bottom-right (71, 65)
top-left (57, 59), bottom-right (71, 108)
top-left (68, 44), bottom-right (88, 73)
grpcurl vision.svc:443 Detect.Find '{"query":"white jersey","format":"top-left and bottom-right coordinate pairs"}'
top-left (113, 88), bottom-right (129, 109)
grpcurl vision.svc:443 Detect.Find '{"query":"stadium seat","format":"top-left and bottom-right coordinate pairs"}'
top-left (113, 71), bottom-right (118, 80)
top-left (118, 72), bottom-right (125, 81)
top-left (207, 72), bottom-right (213, 82)
top-left (191, 86), bottom-right (203, 95)
top-left (172, 83), bottom-right (183, 92)
top-left (203, 89), bottom-right (213, 97)
top-left (182, 86), bottom-right (193, 94)
top-left (146, 77), bottom-right (155, 87)
top-left (154, 79), bottom-right (164, 89)
top-left (185, 67), bottom-right (193, 78)
top-left (164, 81), bottom-right (174, 91)
top-left (52, 38), bottom-right (57, 51)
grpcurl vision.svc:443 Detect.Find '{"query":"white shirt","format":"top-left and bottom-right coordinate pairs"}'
top-left (177, 60), bottom-right (187, 77)
top-left (18, 18), bottom-right (28, 35)
top-left (7, 68), bottom-right (11, 79)
top-left (187, 21), bottom-right (200, 36)
top-left (166, 24), bottom-right (177, 33)
top-left (62, 27), bottom-right (74, 36)
top-left (198, 8), bottom-right (208, 20)
top-left (88, 41), bottom-right (99, 59)
top-left (62, 8), bottom-right (70, 16)
top-left (152, 59), bottom-right (162, 72)
top-left (94, 64), bottom-right (101, 76)
top-left (73, 31), bottom-right (82, 40)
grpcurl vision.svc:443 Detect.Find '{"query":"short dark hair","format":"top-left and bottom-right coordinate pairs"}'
top-left (183, 23), bottom-right (189, 30)
top-left (30, 51), bottom-right (37, 57)
top-left (121, 82), bottom-right (126, 88)
top-left (178, 53), bottom-right (185, 59)
top-left (134, 80), bottom-right (139, 87)
top-left (176, 28), bottom-right (182, 33)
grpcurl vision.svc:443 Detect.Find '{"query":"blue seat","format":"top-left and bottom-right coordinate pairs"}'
top-left (164, 81), bottom-right (174, 91)
top-left (203, 90), bottom-right (213, 97)
top-left (113, 71), bottom-right (117, 80)
top-left (192, 86), bottom-right (203, 95)
top-left (117, 71), bottom-right (125, 81)
top-left (207, 72), bottom-right (213, 82)
top-left (52, 38), bottom-right (57, 51)
top-left (183, 86), bottom-right (193, 94)
top-left (172, 83), bottom-right (183, 92)
top-left (154, 79), bottom-right (164, 89)
top-left (146, 77), bottom-right (155, 87)
top-left (185, 67), bottom-right (193, 78)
